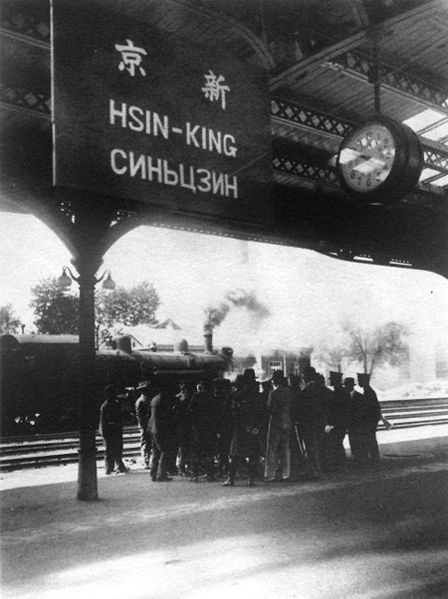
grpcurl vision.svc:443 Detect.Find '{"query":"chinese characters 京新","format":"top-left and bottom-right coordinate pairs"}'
top-left (201, 70), bottom-right (230, 110)
top-left (115, 40), bottom-right (147, 77)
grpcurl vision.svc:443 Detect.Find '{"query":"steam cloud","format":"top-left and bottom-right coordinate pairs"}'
top-left (204, 302), bottom-right (230, 329)
top-left (205, 289), bottom-right (270, 330)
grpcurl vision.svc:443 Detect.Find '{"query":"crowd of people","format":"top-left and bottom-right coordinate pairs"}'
top-left (99, 366), bottom-right (391, 485)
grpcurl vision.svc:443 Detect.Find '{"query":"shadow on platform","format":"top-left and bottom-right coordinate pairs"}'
top-left (1, 454), bottom-right (448, 598)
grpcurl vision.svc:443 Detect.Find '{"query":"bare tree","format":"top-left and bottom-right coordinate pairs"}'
top-left (315, 345), bottom-right (348, 373)
top-left (344, 321), bottom-right (409, 376)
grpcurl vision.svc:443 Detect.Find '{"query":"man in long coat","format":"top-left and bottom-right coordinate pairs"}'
top-left (189, 382), bottom-right (218, 482)
top-left (264, 370), bottom-right (293, 482)
top-left (147, 380), bottom-right (174, 482)
top-left (357, 372), bottom-right (382, 462)
top-left (295, 366), bottom-right (328, 480)
top-left (222, 369), bottom-right (264, 487)
top-left (214, 378), bottom-right (233, 478)
top-left (327, 371), bottom-right (351, 470)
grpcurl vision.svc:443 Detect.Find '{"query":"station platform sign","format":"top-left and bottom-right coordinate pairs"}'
top-left (51, 0), bottom-right (273, 227)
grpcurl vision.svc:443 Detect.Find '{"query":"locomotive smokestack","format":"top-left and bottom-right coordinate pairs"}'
top-left (203, 323), bottom-right (213, 353)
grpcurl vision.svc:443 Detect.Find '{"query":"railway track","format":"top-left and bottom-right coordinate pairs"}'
top-left (379, 398), bottom-right (448, 429)
top-left (1, 398), bottom-right (448, 471)
top-left (0, 428), bottom-right (142, 471)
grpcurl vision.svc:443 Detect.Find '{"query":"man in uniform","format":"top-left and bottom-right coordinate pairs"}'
top-left (99, 384), bottom-right (128, 475)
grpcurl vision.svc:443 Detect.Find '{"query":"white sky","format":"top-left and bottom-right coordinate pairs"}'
top-left (0, 212), bottom-right (447, 359)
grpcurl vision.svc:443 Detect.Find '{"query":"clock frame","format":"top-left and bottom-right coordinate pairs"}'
top-left (336, 115), bottom-right (423, 202)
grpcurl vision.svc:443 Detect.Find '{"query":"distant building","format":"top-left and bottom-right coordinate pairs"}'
top-left (232, 348), bottom-right (313, 381)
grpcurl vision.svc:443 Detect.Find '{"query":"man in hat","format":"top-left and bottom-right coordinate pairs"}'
top-left (326, 371), bottom-right (351, 470)
top-left (356, 372), bottom-right (382, 463)
top-left (259, 380), bottom-right (272, 458)
top-left (173, 382), bottom-right (192, 476)
top-left (295, 366), bottom-right (328, 480)
top-left (147, 379), bottom-right (174, 482)
top-left (99, 385), bottom-right (128, 475)
top-left (221, 373), bottom-right (245, 480)
top-left (214, 378), bottom-right (233, 478)
top-left (314, 373), bottom-right (333, 470)
top-left (189, 382), bottom-right (218, 482)
top-left (135, 381), bottom-right (152, 469)
top-left (222, 369), bottom-right (264, 487)
top-left (264, 370), bottom-right (293, 482)
top-left (344, 376), bottom-right (364, 462)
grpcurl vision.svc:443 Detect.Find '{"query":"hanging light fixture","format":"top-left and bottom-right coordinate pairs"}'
top-left (100, 271), bottom-right (116, 290)
top-left (57, 267), bottom-right (74, 289)
top-left (57, 266), bottom-right (116, 290)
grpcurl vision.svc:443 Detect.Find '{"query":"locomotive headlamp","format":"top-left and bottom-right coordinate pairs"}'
top-left (57, 266), bottom-right (116, 290)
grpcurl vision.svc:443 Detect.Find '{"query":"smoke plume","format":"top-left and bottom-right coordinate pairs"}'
top-left (204, 301), bottom-right (230, 329)
top-left (205, 289), bottom-right (270, 330)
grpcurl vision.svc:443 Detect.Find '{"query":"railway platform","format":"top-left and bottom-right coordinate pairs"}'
top-left (1, 427), bottom-right (447, 599)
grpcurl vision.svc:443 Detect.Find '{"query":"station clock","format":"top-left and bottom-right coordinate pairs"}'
top-left (336, 115), bottom-right (423, 202)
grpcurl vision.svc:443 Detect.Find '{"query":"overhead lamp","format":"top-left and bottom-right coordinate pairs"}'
top-left (57, 267), bottom-right (74, 289)
top-left (99, 271), bottom-right (116, 290)
top-left (57, 266), bottom-right (116, 290)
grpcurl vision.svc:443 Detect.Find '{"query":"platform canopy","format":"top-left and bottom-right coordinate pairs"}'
top-left (1, 0), bottom-right (447, 276)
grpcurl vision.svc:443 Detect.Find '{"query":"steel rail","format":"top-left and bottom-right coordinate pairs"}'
top-left (1, 398), bottom-right (447, 471)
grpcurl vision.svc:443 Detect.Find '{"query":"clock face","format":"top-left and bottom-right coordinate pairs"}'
top-left (338, 124), bottom-right (396, 192)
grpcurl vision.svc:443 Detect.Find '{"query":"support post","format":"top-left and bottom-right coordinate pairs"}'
top-left (74, 256), bottom-right (102, 501)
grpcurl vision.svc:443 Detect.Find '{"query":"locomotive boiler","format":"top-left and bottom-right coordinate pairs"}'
top-left (0, 331), bottom-right (233, 436)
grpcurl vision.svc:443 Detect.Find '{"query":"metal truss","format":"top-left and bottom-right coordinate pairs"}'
top-left (273, 149), bottom-right (445, 209)
top-left (3, 80), bottom-right (443, 199)
top-left (0, 84), bottom-right (50, 115)
top-left (271, 97), bottom-right (353, 139)
top-left (330, 50), bottom-right (448, 112)
top-left (271, 96), bottom-right (448, 195)
top-left (273, 155), bottom-right (338, 186)
top-left (423, 147), bottom-right (448, 172)
top-left (1, 9), bottom-right (447, 200)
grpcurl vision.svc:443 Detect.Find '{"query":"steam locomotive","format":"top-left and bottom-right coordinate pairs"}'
top-left (0, 331), bottom-right (233, 436)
